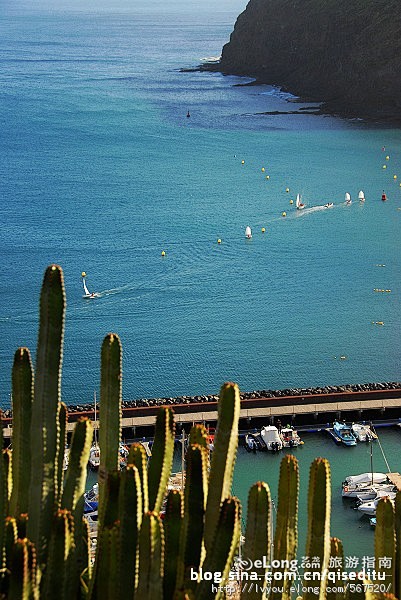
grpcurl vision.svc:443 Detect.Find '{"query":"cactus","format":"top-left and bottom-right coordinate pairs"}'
top-left (204, 382), bottom-right (240, 552)
top-left (327, 538), bottom-right (344, 600)
top-left (28, 264), bottom-right (65, 566)
top-left (163, 489), bottom-right (183, 599)
top-left (304, 457), bottom-right (331, 600)
top-left (147, 407), bottom-right (175, 513)
top-left (375, 497), bottom-right (396, 587)
top-left (98, 333), bottom-right (122, 527)
top-left (10, 348), bottom-right (33, 518)
top-left (243, 481), bottom-right (271, 600)
top-left (137, 512), bottom-right (164, 600)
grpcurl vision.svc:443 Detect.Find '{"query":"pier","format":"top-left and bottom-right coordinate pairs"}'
top-left (2, 386), bottom-right (400, 439)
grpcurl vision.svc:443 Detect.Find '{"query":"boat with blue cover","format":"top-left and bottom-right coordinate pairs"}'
top-left (333, 421), bottom-right (357, 446)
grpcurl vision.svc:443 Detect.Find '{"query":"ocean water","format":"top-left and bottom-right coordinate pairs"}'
top-left (0, 1), bottom-right (400, 409)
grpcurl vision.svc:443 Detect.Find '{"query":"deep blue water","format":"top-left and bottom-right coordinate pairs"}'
top-left (0, 2), bottom-right (400, 408)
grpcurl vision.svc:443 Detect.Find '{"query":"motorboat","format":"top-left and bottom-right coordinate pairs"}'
top-left (342, 481), bottom-right (393, 499)
top-left (323, 202), bottom-right (334, 208)
top-left (343, 472), bottom-right (388, 486)
top-left (88, 442), bottom-right (100, 470)
top-left (355, 484), bottom-right (396, 502)
top-left (82, 272), bottom-right (98, 299)
top-left (351, 423), bottom-right (376, 442)
top-left (260, 426), bottom-right (283, 451)
top-left (244, 432), bottom-right (266, 453)
top-left (333, 422), bottom-right (357, 446)
top-left (358, 190), bottom-right (365, 202)
top-left (295, 193), bottom-right (305, 210)
top-left (345, 192), bottom-right (352, 205)
top-left (356, 492), bottom-right (396, 517)
top-left (279, 426), bottom-right (303, 448)
top-left (245, 226), bottom-right (252, 239)
top-left (85, 483), bottom-right (99, 503)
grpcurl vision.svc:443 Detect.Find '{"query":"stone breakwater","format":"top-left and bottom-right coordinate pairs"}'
top-left (3, 382), bottom-right (396, 418)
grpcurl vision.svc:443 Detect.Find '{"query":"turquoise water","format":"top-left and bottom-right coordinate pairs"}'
top-left (0, 2), bottom-right (400, 410)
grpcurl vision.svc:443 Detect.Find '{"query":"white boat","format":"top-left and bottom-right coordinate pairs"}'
top-left (88, 442), bottom-right (100, 470)
top-left (85, 483), bottom-right (99, 503)
top-left (333, 421), bottom-right (357, 446)
top-left (355, 484), bottom-right (396, 502)
top-left (279, 427), bottom-right (303, 448)
top-left (260, 426), bottom-right (283, 451)
top-left (358, 190), bottom-right (365, 202)
top-left (82, 274), bottom-right (98, 299)
top-left (323, 202), bottom-right (334, 208)
top-left (343, 472), bottom-right (387, 486)
top-left (345, 192), bottom-right (352, 205)
top-left (245, 226), bottom-right (252, 239)
top-left (356, 492), bottom-right (396, 517)
top-left (295, 193), bottom-right (305, 210)
top-left (351, 423), bottom-right (376, 442)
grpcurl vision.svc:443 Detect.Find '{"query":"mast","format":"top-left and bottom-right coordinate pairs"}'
top-left (94, 390), bottom-right (97, 444)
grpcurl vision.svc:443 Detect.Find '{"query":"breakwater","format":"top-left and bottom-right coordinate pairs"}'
top-left (3, 382), bottom-right (400, 438)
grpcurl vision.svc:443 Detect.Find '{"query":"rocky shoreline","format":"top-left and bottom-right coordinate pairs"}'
top-left (3, 382), bottom-right (397, 418)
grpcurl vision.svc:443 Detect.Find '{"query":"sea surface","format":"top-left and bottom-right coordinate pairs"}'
top-left (2, 0), bottom-right (400, 563)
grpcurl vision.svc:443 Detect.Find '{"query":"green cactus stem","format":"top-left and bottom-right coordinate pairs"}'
top-left (92, 524), bottom-right (120, 600)
top-left (204, 383), bottom-right (240, 553)
top-left (10, 348), bottom-right (33, 518)
top-left (127, 443), bottom-right (149, 514)
top-left (304, 457), bottom-right (331, 600)
top-left (117, 464), bottom-right (142, 600)
top-left (8, 538), bottom-right (31, 600)
top-left (178, 443), bottom-right (209, 592)
top-left (28, 264), bottom-right (66, 566)
top-left (163, 489), bottom-right (183, 600)
top-left (195, 496), bottom-right (241, 600)
top-left (41, 509), bottom-right (75, 600)
top-left (327, 538), bottom-right (344, 600)
top-left (243, 481), bottom-right (271, 600)
top-left (56, 402), bottom-right (68, 504)
top-left (271, 455), bottom-right (299, 600)
top-left (98, 333), bottom-right (122, 528)
top-left (147, 407), bottom-right (175, 513)
top-left (189, 424), bottom-right (208, 449)
top-left (62, 418), bottom-right (93, 513)
top-left (137, 512), bottom-right (164, 600)
top-left (375, 497), bottom-right (395, 587)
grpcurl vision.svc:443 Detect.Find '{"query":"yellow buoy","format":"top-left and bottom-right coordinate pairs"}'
top-left (282, 212), bottom-right (287, 217)
top-left (261, 167), bottom-right (265, 172)
top-left (394, 175), bottom-right (397, 179)
top-left (217, 239), bottom-right (221, 244)
top-left (286, 187), bottom-right (290, 193)
top-left (386, 155), bottom-right (390, 160)
top-left (383, 165), bottom-right (387, 169)
top-left (161, 251), bottom-right (166, 257)
top-left (241, 160), bottom-right (245, 164)
top-left (266, 175), bottom-right (270, 179)
top-left (261, 227), bottom-right (265, 233)
top-left (81, 271), bottom-right (86, 278)
top-left (289, 199), bottom-right (294, 205)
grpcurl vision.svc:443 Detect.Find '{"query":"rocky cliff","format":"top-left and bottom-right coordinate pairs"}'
top-left (219, 0), bottom-right (401, 120)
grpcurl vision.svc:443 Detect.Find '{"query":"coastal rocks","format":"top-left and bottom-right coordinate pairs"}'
top-left (217, 0), bottom-right (401, 121)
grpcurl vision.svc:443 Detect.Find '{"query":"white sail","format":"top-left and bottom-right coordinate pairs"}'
top-left (358, 190), bottom-right (365, 200)
top-left (83, 278), bottom-right (91, 296)
top-left (345, 192), bottom-right (351, 202)
top-left (245, 226), bottom-right (252, 238)
top-left (296, 194), bottom-right (301, 208)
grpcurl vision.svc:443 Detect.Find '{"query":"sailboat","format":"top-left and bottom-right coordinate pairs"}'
top-left (82, 272), bottom-right (98, 299)
top-left (358, 190), bottom-right (365, 202)
top-left (345, 192), bottom-right (352, 205)
top-left (245, 226), bottom-right (252, 239)
top-left (295, 193), bottom-right (305, 210)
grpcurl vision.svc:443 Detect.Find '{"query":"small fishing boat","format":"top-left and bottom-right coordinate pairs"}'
top-left (279, 426), bottom-right (303, 448)
top-left (358, 190), bottom-right (365, 202)
top-left (345, 192), bottom-right (352, 205)
top-left (260, 426), bottom-right (283, 451)
top-left (88, 442), bottom-right (100, 470)
top-left (244, 432), bottom-right (266, 452)
top-left (82, 272), bottom-right (98, 299)
top-left (295, 193), bottom-right (305, 210)
top-left (351, 423), bottom-right (376, 442)
top-left (333, 421), bottom-right (357, 446)
top-left (245, 226), bottom-right (252, 239)
top-left (356, 491), bottom-right (396, 516)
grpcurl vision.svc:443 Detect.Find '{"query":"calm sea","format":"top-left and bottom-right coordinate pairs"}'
top-left (2, 0), bottom-right (400, 560)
